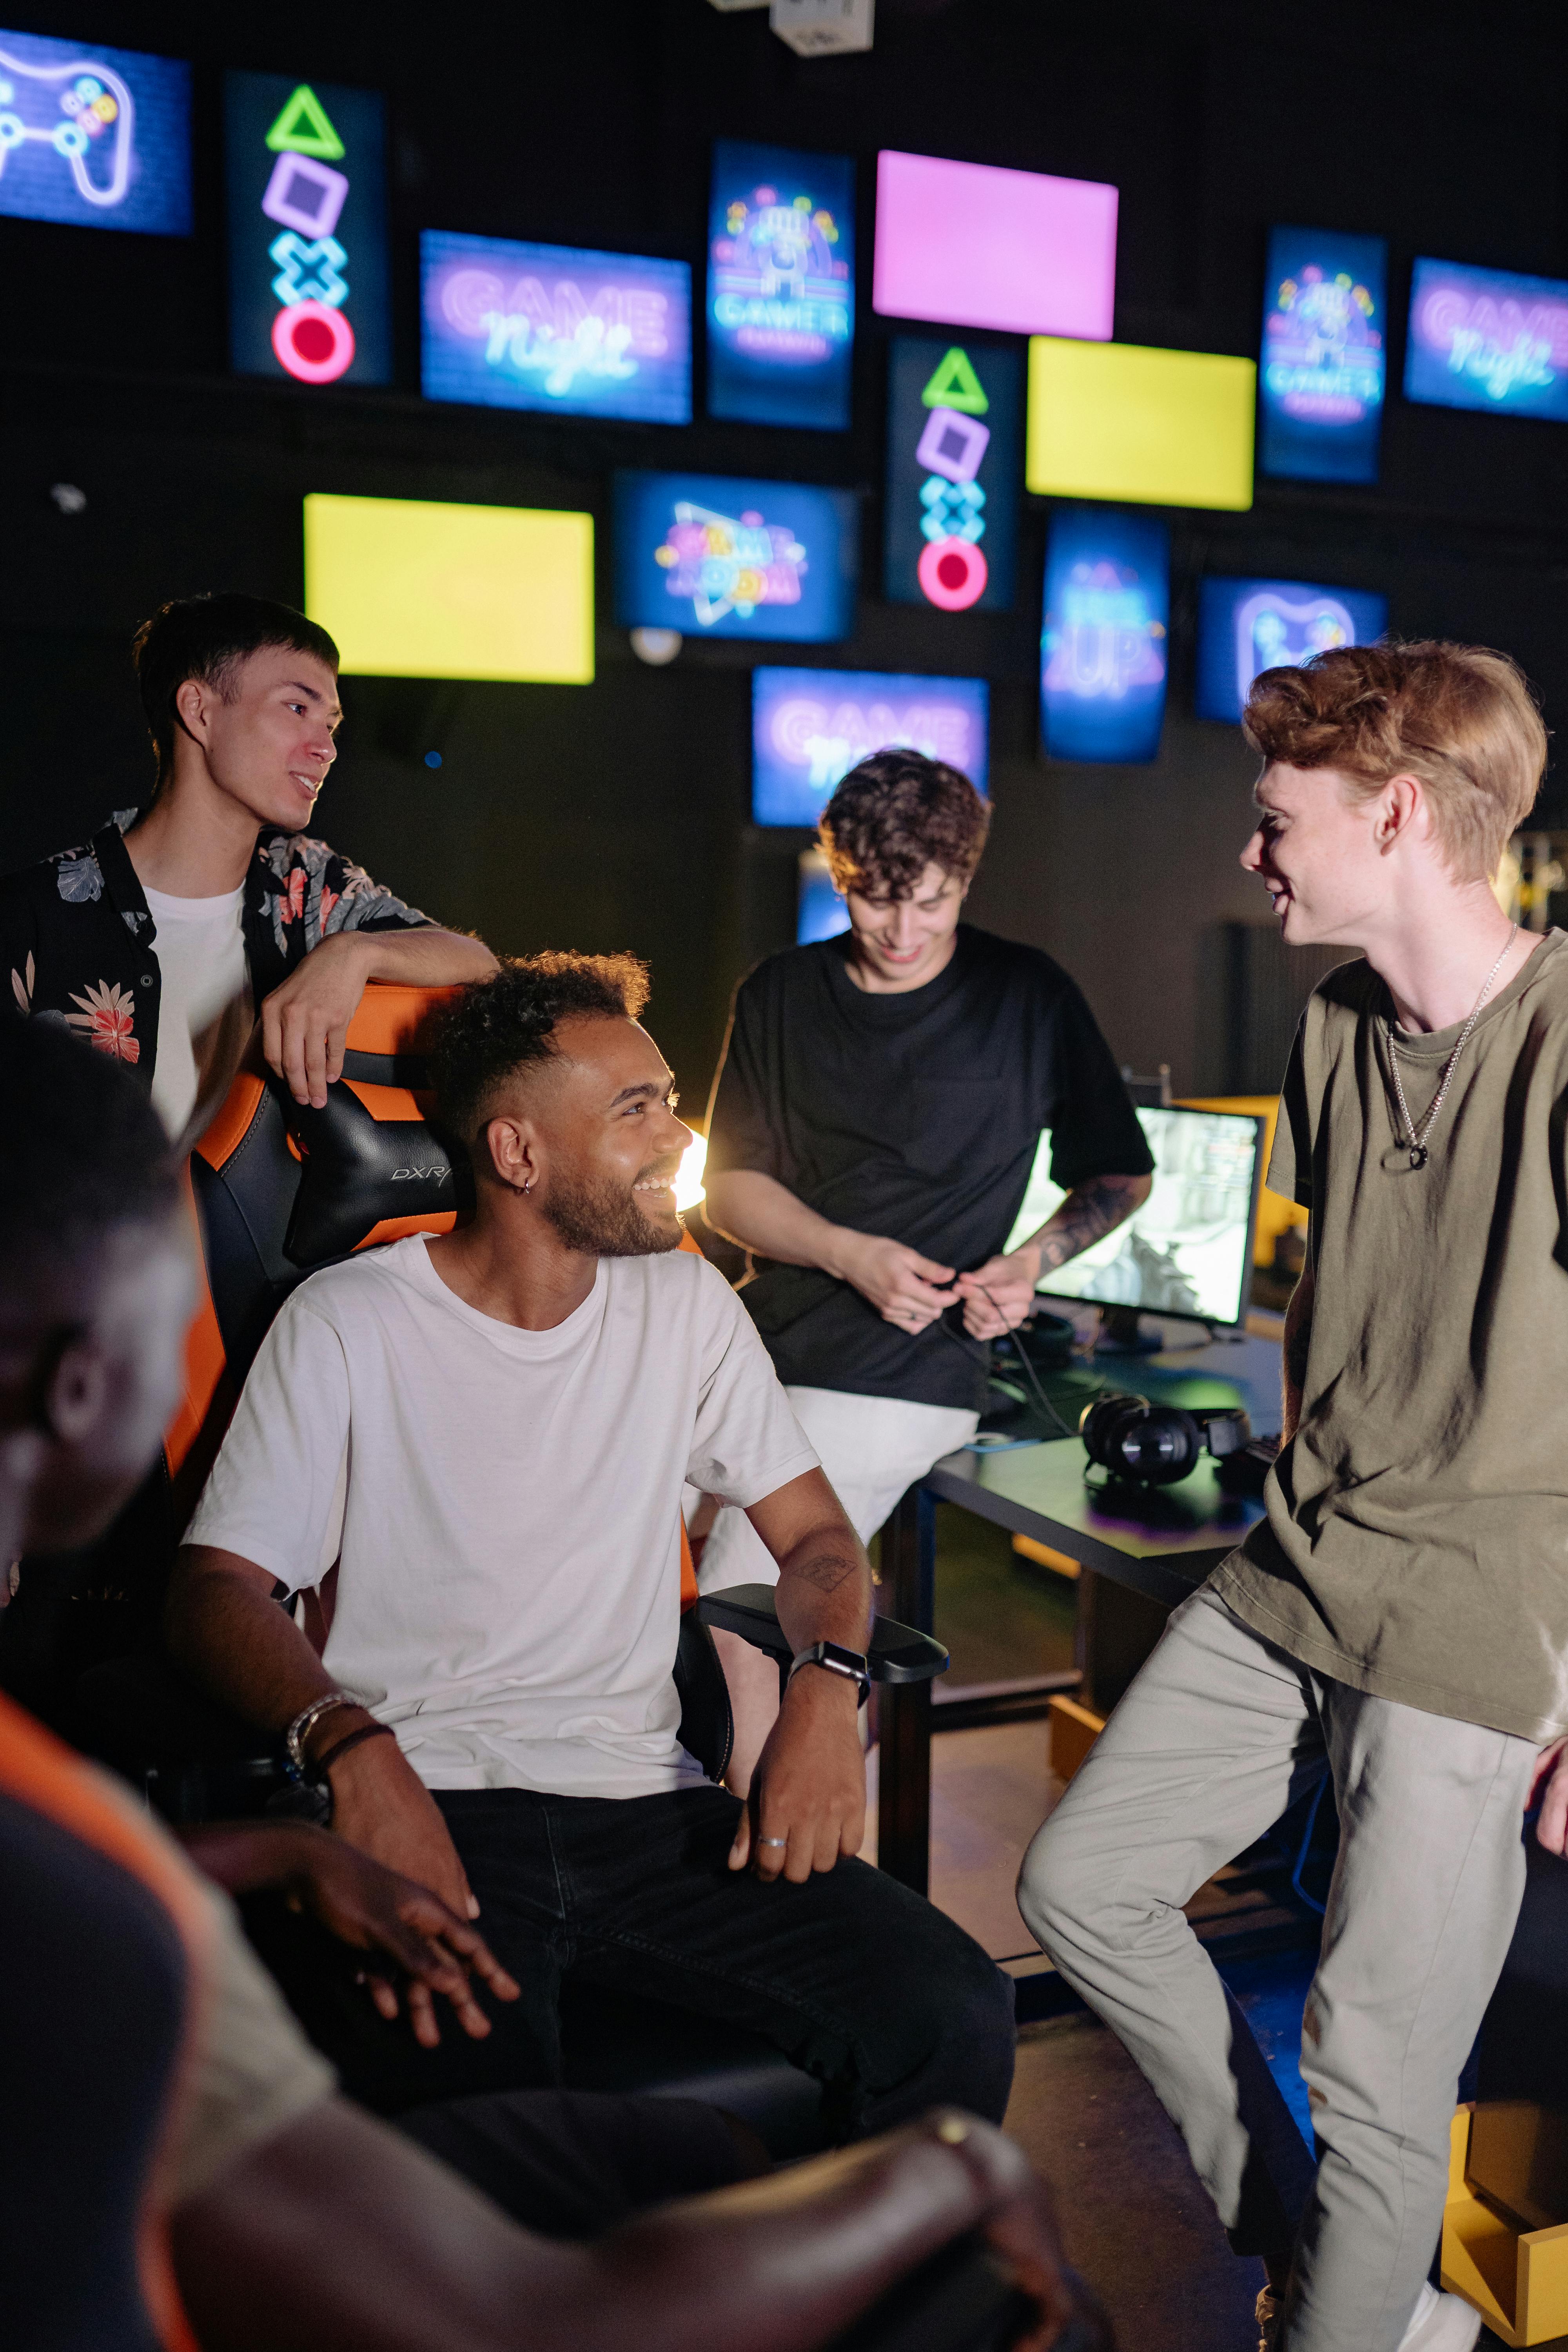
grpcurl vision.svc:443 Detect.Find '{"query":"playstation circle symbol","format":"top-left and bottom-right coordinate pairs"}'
top-left (918, 536), bottom-right (988, 612)
top-left (272, 298), bottom-right (356, 385)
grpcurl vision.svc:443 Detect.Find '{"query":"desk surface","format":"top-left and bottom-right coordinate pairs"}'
top-left (925, 1330), bottom-right (1281, 1608)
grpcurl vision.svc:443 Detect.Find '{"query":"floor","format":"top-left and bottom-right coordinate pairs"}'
top-left (873, 1508), bottom-right (1533, 2351)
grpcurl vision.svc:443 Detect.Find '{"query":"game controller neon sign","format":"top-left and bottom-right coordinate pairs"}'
top-left (0, 44), bottom-right (133, 207)
top-left (1043, 561), bottom-right (1167, 700)
top-left (254, 85), bottom-right (356, 385)
top-left (1413, 279), bottom-right (1568, 403)
top-left (1232, 588), bottom-right (1352, 708)
top-left (653, 503), bottom-right (807, 628)
top-left (436, 263), bottom-right (672, 399)
top-left (710, 181), bottom-right (849, 362)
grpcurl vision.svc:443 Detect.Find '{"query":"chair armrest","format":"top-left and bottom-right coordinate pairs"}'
top-left (697, 1585), bottom-right (949, 1686)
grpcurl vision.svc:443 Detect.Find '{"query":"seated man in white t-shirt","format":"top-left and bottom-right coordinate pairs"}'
top-left (165, 951), bottom-right (1016, 2128)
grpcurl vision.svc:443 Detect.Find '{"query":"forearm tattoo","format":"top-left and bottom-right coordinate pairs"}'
top-left (786, 1545), bottom-right (860, 1597)
top-left (1034, 1173), bottom-right (1145, 1274)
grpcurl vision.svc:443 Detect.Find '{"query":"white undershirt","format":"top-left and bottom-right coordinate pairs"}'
top-left (143, 884), bottom-right (250, 1143)
top-left (185, 1239), bottom-right (820, 1800)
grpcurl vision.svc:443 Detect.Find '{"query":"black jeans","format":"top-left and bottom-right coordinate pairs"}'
top-left (252, 1784), bottom-right (1016, 2136)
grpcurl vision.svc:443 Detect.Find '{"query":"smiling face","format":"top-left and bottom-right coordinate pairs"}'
top-left (843, 860), bottom-right (968, 993)
top-left (505, 1014), bottom-right (694, 1258)
top-left (1240, 762), bottom-right (1396, 947)
top-left (173, 644), bottom-right (341, 834)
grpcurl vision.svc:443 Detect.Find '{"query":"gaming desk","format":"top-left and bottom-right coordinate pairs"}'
top-left (873, 1325), bottom-right (1285, 1893)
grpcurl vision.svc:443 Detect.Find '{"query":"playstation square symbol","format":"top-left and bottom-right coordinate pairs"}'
top-left (915, 405), bottom-right (991, 485)
top-left (261, 151), bottom-right (349, 241)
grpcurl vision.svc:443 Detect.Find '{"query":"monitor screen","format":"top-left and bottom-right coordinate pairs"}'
top-left (304, 493), bottom-right (594, 683)
top-left (1026, 337), bottom-right (1256, 510)
top-left (613, 472), bottom-right (857, 642)
top-left (225, 74), bottom-right (390, 388)
top-left (1041, 506), bottom-right (1169, 765)
top-left (707, 139), bottom-right (854, 430)
top-left (797, 848), bottom-right (850, 944)
top-left (753, 668), bottom-right (988, 825)
top-left (1004, 1105), bottom-right (1265, 1330)
top-left (0, 25), bottom-right (191, 234)
top-left (421, 231), bottom-right (691, 423)
top-left (1195, 577), bottom-right (1389, 723)
top-left (884, 336), bottom-right (1022, 613)
top-left (1404, 257), bottom-right (1568, 422)
top-left (873, 150), bottom-right (1116, 341)
top-left (1259, 227), bottom-right (1387, 484)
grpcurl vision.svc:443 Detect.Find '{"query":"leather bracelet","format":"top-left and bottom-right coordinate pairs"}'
top-left (312, 1721), bottom-right (396, 1776)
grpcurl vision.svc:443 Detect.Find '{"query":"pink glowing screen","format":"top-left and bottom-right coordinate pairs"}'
top-left (872, 151), bottom-right (1117, 341)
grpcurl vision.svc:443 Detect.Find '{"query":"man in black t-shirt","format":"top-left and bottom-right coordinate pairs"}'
top-left (701, 752), bottom-right (1152, 1772)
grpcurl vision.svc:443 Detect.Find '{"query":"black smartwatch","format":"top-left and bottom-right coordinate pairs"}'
top-left (788, 1640), bottom-right (872, 1706)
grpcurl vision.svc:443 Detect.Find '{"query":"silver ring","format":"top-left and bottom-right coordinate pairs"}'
top-left (757, 1836), bottom-right (788, 1848)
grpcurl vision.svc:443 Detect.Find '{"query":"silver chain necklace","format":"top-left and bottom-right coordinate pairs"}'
top-left (1384, 924), bottom-right (1517, 1171)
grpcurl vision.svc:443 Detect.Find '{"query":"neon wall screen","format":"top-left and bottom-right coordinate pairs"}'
top-left (707, 140), bottom-right (853, 430)
top-left (797, 848), bottom-right (851, 944)
top-left (0, 25), bottom-right (190, 234)
top-left (1027, 338), bottom-right (1256, 510)
top-left (225, 74), bottom-right (390, 388)
top-left (884, 338), bottom-right (1022, 614)
top-left (1195, 578), bottom-right (1389, 724)
top-left (421, 231), bottom-right (691, 423)
top-left (873, 150), bottom-right (1116, 341)
top-left (613, 473), bottom-right (857, 643)
top-left (1405, 258), bottom-right (1568, 422)
top-left (304, 494), bottom-right (594, 684)
top-left (1041, 507), bottom-right (1169, 765)
top-left (753, 669), bottom-right (989, 826)
top-left (1259, 229), bottom-right (1387, 484)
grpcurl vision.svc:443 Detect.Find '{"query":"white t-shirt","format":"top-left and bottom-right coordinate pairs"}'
top-left (186, 1237), bottom-right (819, 1800)
top-left (143, 884), bottom-right (251, 1142)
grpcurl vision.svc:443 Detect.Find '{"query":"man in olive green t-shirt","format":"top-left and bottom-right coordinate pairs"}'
top-left (1021, 642), bottom-right (1568, 2352)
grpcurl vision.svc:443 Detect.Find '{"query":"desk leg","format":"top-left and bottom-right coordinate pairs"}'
top-left (876, 1484), bottom-right (936, 1895)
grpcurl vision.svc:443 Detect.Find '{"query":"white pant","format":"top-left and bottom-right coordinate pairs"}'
top-left (697, 1385), bottom-right (979, 1593)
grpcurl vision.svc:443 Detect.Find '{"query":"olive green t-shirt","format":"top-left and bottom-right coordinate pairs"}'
top-left (1214, 929), bottom-right (1568, 1742)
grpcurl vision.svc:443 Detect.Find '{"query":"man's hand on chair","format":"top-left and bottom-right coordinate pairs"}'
top-left (325, 1732), bottom-right (481, 1923)
top-left (729, 1663), bottom-right (865, 1883)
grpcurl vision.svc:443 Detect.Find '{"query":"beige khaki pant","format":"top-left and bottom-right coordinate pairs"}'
top-left (1018, 1584), bottom-right (1538, 2352)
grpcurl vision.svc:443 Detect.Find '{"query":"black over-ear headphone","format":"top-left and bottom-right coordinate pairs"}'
top-left (1079, 1391), bottom-right (1252, 1488)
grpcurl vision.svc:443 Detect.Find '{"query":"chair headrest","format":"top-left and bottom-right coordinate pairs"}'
top-left (282, 1074), bottom-right (473, 1265)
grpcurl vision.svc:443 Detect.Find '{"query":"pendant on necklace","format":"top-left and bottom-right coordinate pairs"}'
top-left (1408, 1144), bottom-right (1428, 1171)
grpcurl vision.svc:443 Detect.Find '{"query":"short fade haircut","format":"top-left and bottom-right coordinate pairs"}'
top-left (818, 749), bottom-right (991, 901)
top-left (0, 1020), bottom-right (177, 1279)
top-left (132, 592), bottom-right (341, 793)
top-left (1243, 640), bottom-right (1548, 883)
top-left (432, 952), bottom-right (652, 1147)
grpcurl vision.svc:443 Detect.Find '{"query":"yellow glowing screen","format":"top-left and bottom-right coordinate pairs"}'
top-left (1026, 339), bottom-right (1256, 510)
top-left (303, 494), bottom-right (595, 682)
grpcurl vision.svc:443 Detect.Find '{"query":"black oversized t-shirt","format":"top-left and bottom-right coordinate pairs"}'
top-left (704, 925), bottom-right (1152, 1408)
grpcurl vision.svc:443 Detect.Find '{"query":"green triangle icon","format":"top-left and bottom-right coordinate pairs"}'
top-left (265, 85), bottom-right (345, 162)
top-left (920, 347), bottom-right (989, 415)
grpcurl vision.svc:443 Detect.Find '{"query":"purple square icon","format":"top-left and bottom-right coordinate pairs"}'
top-left (915, 405), bottom-right (991, 485)
top-left (261, 152), bottom-right (349, 241)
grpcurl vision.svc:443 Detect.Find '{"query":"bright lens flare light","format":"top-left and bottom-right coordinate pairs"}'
top-left (675, 1132), bottom-right (708, 1212)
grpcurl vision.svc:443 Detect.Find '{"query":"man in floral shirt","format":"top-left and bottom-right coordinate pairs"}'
top-left (1, 593), bottom-right (495, 1143)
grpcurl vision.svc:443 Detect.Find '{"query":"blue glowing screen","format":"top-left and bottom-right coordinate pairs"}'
top-left (1041, 507), bottom-right (1169, 765)
top-left (613, 473), bottom-right (857, 642)
top-left (1195, 578), bottom-right (1389, 724)
top-left (797, 851), bottom-right (851, 944)
top-left (0, 25), bottom-right (190, 234)
top-left (884, 336), bottom-right (1022, 613)
top-left (753, 668), bottom-right (989, 826)
top-left (1259, 228), bottom-right (1387, 484)
top-left (421, 231), bottom-right (691, 423)
top-left (225, 74), bottom-right (390, 388)
top-left (707, 139), bottom-right (854, 431)
top-left (1405, 257), bottom-right (1568, 422)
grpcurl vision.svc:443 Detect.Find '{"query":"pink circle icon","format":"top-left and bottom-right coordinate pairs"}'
top-left (272, 301), bottom-right (356, 386)
top-left (918, 536), bottom-right (987, 612)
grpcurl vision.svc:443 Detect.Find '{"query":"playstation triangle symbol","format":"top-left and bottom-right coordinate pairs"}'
top-left (920, 348), bottom-right (989, 415)
top-left (265, 85), bottom-right (345, 162)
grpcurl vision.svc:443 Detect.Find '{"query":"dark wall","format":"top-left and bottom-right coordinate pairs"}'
top-left (5, 0), bottom-right (1568, 1099)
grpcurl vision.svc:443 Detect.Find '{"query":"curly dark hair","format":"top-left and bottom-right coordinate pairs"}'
top-left (817, 749), bottom-right (991, 900)
top-left (431, 951), bottom-right (652, 1145)
top-left (0, 1020), bottom-right (177, 1276)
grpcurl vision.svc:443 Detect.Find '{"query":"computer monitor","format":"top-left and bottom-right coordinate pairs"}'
top-left (1002, 1103), bottom-right (1266, 1334)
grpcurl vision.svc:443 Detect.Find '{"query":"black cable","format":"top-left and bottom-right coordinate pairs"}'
top-left (928, 1281), bottom-right (1082, 1443)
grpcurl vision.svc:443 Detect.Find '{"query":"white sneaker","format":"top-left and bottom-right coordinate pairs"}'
top-left (1397, 2283), bottom-right (1482, 2352)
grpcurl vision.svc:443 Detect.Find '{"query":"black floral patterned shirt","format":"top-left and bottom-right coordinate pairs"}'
top-left (0, 808), bottom-right (430, 1087)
